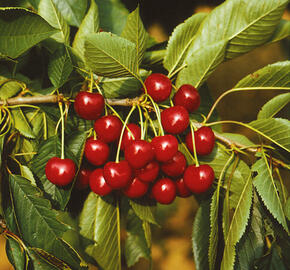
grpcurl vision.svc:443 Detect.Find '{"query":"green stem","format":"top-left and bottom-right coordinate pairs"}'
top-left (274, 167), bottom-right (287, 204)
top-left (145, 108), bottom-right (157, 137)
top-left (43, 112), bottom-right (47, 140)
top-left (168, 63), bottom-right (187, 79)
top-left (137, 104), bottom-right (144, 139)
top-left (190, 121), bottom-right (199, 166)
top-left (116, 196), bottom-right (122, 270)
top-left (58, 102), bottom-right (65, 159)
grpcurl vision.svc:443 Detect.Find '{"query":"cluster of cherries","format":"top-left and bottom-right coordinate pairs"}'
top-left (45, 73), bottom-right (215, 204)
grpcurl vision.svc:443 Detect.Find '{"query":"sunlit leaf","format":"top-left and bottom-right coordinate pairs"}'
top-left (11, 108), bottom-right (35, 139)
top-left (0, 76), bottom-right (22, 99)
top-left (130, 198), bottom-right (158, 225)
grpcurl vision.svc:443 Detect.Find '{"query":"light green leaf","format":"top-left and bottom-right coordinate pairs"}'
top-left (286, 197), bottom-right (290, 221)
top-left (0, 8), bottom-right (58, 58)
top-left (248, 118), bottom-right (290, 152)
top-left (268, 19), bottom-right (290, 44)
top-left (125, 210), bottom-right (151, 267)
top-left (192, 200), bottom-right (211, 270)
top-left (164, 13), bottom-right (207, 77)
top-left (121, 6), bottom-right (148, 66)
top-left (85, 195), bottom-right (121, 270)
top-left (9, 174), bottom-right (86, 269)
top-left (258, 93), bottom-right (290, 119)
top-left (51, 0), bottom-right (88, 27)
top-left (130, 198), bottom-right (158, 225)
top-left (72, 0), bottom-right (99, 61)
top-left (252, 153), bottom-right (288, 232)
top-left (20, 165), bottom-right (37, 186)
top-left (48, 45), bottom-right (72, 87)
top-left (38, 0), bottom-right (70, 44)
top-left (84, 32), bottom-right (138, 78)
top-left (221, 173), bottom-right (253, 270)
top-left (219, 133), bottom-right (256, 148)
top-left (0, 76), bottom-right (22, 99)
top-left (11, 107), bottom-right (35, 139)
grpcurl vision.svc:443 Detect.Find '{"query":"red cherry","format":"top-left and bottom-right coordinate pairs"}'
top-left (185, 126), bottom-right (215, 156)
top-left (84, 137), bottom-right (110, 166)
top-left (151, 178), bottom-right (176, 204)
top-left (74, 91), bottom-right (104, 120)
top-left (120, 123), bottom-right (141, 150)
top-left (123, 177), bottom-right (149, 198)
top-left (173, 84), bottom-right (200, 112)
top-left (89, 168), bottom-right (112, 196)
top-left (144, 73), bottom-right (172, 102)
top-left (175, 177), bottom-right (191, 198)
top-left (75, 167), bottom-right (92, 190)
top-left (183, 164), bottom-right (215, 193)
top-left (161, 105), bottom-right (189, 134)
top-left (161, 151), bottom-right (187, 178)
top-left (135, 161), bottom-right (160, 183)
top-left (94, 115), bottom-right (122, 143)
top-left (45, 157), bottom-right (76, 186)
top-left (151, 135), bottom-right (178, 162)
top-left (103, 161), bottom-right (132, 189)
top-left (124, 140), bottom-right (154, 169)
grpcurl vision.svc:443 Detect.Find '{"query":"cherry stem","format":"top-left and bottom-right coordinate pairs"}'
top-left (115, 105), bottom-right (136, 163)
top-left (144, 108), bottom-right (157, 137)
top-left (190, 121), bottom-right (199, 167)
top-left (137, 104), bottom-right (145, 139)
top-left (58, 102), bottom-right (65, 159)
top-left (88, 73), bottom-right (94, 93)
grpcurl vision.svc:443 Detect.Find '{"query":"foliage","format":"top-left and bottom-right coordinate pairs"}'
top-left (0, 0), bottom-right (289, 269)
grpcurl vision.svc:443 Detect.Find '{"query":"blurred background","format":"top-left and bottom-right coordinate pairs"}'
top-left (0, 0), bottom-right (289, 269)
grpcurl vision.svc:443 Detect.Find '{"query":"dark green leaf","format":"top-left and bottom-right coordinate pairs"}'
top-left (28, 248), bottom-right (61, 270)
top-left (0, 8), bottom-right (58, 58)
top-left (6, 237), bottom-right (28, 270)
top-left (11, 107), bottom-right (35, 139)
top-left (268, 19), bottom-right (290, 44)
top-left (130, 198), bottom-right (158, 225)
top-left (141, 49), bottom-right (166, 69)
top-left (285, 197), bottom-right (290, 221)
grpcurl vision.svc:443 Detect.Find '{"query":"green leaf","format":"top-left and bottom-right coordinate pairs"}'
top-left (51, 0), bottom-right (88, 27)
top-left (130, 198), bottom-right (158, 225)
top-left (192, 199), bottom-right (211, 270)
top-left (121, 6), bottom-right (148, 66)
top-left (268, 19), bottom-right (290, 44)
top-left (0, 8), bottom-right (58, 58)
top-left (11, 107), bottom-right (35, 139)
top-left (252, 153), bottom-right (288, 233)
top-left (95, 0), bottom-right (128, 35)
top-left (221, 173), bottom-right (253, 270)
top-left (248, 118), bottom-right (290, 152)
top-left (142, 49), bottom-right (166, 69)
top-left (20, 165), bottom-right (37, 186)
top-left (9, 174), bottom-right (86, 269)
top-left (85, 195), bottom-right (121, 270)
top-left (38, 0), bottom-right (70, 44)
top-left (258, 93), bottom-right (290, 119)
top-left (219, 133), bottom-right (256, 148)
top-left (286, 197), bottom-right (290, 221)
top-left (164, 13), bottom-right (207, 77)
top-left (84, 32), bottom-right (138, 78)
top-left (72, 0), bottom-right (99, 61)
top-left (125, 210), bottom-right (151, 267)
top-left (6, 237), bottom-right (28, 270)
top-left (27, 248), bottom-right (62, 270)
top-left (48, 45), bottom-right (73, 88)
top-left (0, 76), bottom-right (22, 99)
top-left (177, 0), bottom-right (288, 88)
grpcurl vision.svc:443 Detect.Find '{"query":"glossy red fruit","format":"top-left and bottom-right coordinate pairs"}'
top-left (161, 105), bottom-right (189, 134)
top-left (94, 115), bottom-right (122, 143)
top-left (75, 167), bottom-right (92, 190)
top-left (89, 168), bottom-right (112, 196)
top-left (84, 137), bottom-right (110, 166)
top-left (120, 123), bottom-right (141, 150)
top-left (45, 157), bottom-right (76, 186)
top-left (151, 178), bottom-right (176, 204)
top-left (173, 84), bottom-right (200, 112)
top-left (175, 177), bottom-right (191, 198)
top-left (144, 73), bottom-right (172, 102)
top-left (151, 135), bottom-right (178, 162)
top-left (161, 151), bottom-right (187, 178)
top-left (135, 161), bottom-right (160, 183)
top-left (124, 140), bottom-right (155, 169)
top-left (123, 177), bottom-right (149, 198)
top-left (183, 164), bottom-right (215, 194)
top-left (103, 161), bottom-right (132, 189)
top-left (74, 91), bottom-right (104, 120)
top-left (185, 126), bottom-right (215, 156)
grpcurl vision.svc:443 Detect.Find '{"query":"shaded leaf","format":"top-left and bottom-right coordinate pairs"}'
top-left (141, 49), bottom-right (166, 69)
top-left (6, 237), bottom-right (27, 270)
top-left (268, 19), bottom-right (290, 44)
top-left (130, 198), bottom-right (158, 225)
top-left (28, 248), bottom-right (61, 270)
top-left (11, 107), bottom-right (35, 139)
top-left (0, 8), bottom-right (58, 58)
top-left (0, 76), bottom-right (22, 99)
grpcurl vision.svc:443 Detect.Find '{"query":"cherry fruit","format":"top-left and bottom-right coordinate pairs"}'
top-left (120, 123), bottom-right (141, 150)
top-left (89, 168), bottom-right (112, 196)
top-left (84, 137), bottom-right (110, 166)
top-left (173, 84), bottom-right (200, 112)
top-left (103, 161), bottom-right (132, 189)
top-left (74, 91), bottom-right (104, 120)
top-left (186, 126), bottom-right (215, 156)
top-left (151, 178), bottom-right (176, 204)
top-left (45, 157), bottom-right (76, 186)
top-left (124, 140), bottom-right (154, 169)
top-left (151, 135), bottom-right (178, 162)
top-left (123, 177), bottom-right (149, 198)
top-left (144, 73), bottom-right (172, 103)
top-left (161, 105), bottom-right (189, 134)
top-left (75, 167), bottom-right (92, 190)
top-left (183, 164), bottom-right (215, 193)
top-left (161, 151), bottom-right (187, 178)
top-left (135, 161), bottom-right (160, 183)
top-left (175, 177), bottom-right (191, 198)
top-left (94, 115), bottom-right (122, 143)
